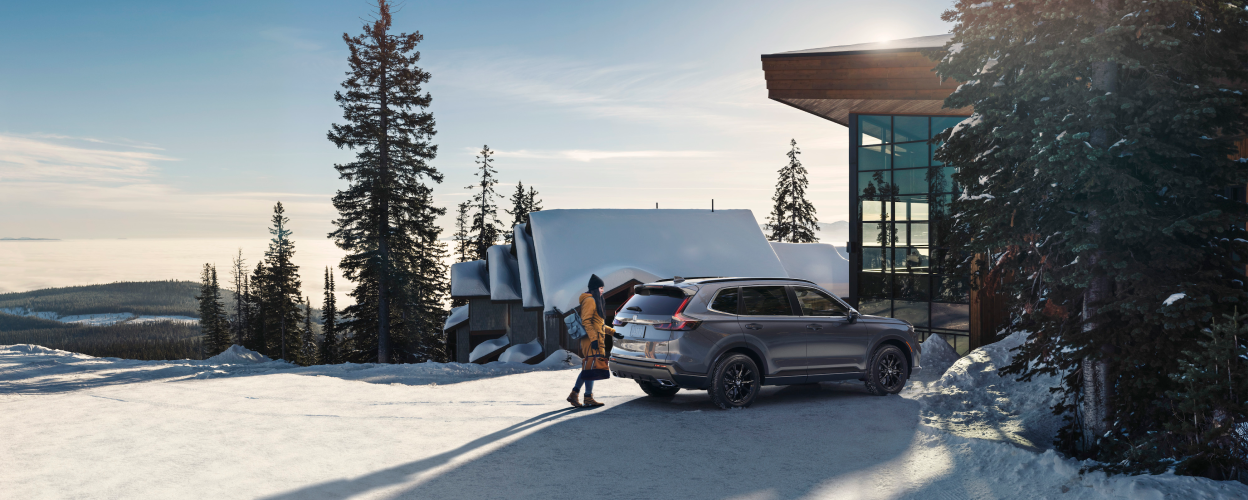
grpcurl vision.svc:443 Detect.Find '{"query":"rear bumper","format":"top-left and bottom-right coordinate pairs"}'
top-left (609, 356), bottom-right (707, 389)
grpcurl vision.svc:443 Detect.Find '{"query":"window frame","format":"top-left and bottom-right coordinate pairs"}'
top-left (707, 286), bottom-right (741, 315)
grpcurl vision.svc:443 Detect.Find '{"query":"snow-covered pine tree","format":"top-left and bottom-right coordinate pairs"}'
top-left (261, 202), bottom-right (303, 362)
top-left (453, 201), bottom-right (471, 263)
top-left (934, 0), bottom-right (1248, 474)
top-left (320, 267), bottom-right (338, 365)
top-left (328, 0), bottom-right (443, 364)
top-left (764, 139), bottom-right (819, 243)
top-left (466, 145), bottom-right (503, 260)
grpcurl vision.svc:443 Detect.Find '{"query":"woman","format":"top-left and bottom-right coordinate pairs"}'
top-left (568, 274), bottom-right (619, 407)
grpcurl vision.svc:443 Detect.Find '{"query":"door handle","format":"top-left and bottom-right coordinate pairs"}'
top-left (745, 323), bottom-right (762, 330)
top-left (806, 324), bottom-right (823, 331)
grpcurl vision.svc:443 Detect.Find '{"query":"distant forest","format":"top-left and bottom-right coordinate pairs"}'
top-left (0, 313), bottom-right (202, 360)
top-left (0, 281), bottom-right (201, 317)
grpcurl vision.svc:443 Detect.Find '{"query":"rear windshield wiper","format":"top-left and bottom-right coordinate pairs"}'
top-left (626, 306), bottom-right (642, 312)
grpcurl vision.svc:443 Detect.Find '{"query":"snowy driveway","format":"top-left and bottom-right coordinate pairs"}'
top-left (2, 344), bottom-right (1245, 500)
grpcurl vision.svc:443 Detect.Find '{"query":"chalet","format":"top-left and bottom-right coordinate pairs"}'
top-left (444, 209), bottom-right (848, 363)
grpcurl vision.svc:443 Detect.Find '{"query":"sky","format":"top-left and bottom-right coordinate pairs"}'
top-left (0, 0), bottom-right (954, 243)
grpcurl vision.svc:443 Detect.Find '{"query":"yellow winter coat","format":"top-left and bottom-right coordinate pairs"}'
top-left (579, 292), bottom-right (615, 378)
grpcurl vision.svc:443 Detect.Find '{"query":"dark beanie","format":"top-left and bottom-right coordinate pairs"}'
top-left (588, 274), bottom-right (605, 291)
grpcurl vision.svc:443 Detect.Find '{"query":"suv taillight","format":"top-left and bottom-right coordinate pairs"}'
top-left (654, 296), bottom-right (701, 331)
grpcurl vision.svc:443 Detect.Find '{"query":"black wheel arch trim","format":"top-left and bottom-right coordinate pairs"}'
top-left (869, 334), bottom-right (915, 376)
top-left (707, 341), bottom-right (768, 385)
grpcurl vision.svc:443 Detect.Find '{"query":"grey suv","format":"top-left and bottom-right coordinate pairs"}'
top-left (608, 277), bottom-right (922, 409)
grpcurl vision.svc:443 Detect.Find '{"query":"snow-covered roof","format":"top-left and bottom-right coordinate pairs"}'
top-left (765, 34), bottom-right (953, 58)
top-left (443, 305), bottom-right (468, 332)
top-left (486, 245), bottom-right (522, 302)
top-left (450, 260), bottom-right (490, 298)
top-left (514, 223), bottom-right (544, 310)
top-left (529, 209), bottom-right (789, 313)
top-left (770, 242), bottom-right (849, 298)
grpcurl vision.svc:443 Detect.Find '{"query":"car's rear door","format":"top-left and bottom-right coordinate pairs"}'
top-left (738, 285), bottom-right (806, 383)
top-left (793, 286), bottom-right (873, 378)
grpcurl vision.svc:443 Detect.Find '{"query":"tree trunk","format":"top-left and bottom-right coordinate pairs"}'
top-left (1081, 0), bottom-right (1119, 447)
top-left (377, 50), bottom-right (391, 365)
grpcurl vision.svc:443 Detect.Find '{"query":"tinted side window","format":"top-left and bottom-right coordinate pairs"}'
top-left (740, 286), bottom-right (793, 316)
top-left (795, 287), bottom-right (848, 317)
top-left (709, 287), bottom-right (739, 314)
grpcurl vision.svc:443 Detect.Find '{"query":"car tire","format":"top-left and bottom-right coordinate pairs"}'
top-left (637, 380), bottom-right (680, 397)
top-left (864, 345), bottom-right (908, 396)
top-left (709, 353), bottom-right (760, 409)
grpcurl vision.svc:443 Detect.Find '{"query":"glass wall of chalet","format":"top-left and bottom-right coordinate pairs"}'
top-left (851, 114), bottom-right (971, 354)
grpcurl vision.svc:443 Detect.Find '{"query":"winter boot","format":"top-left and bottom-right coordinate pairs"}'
top-left (583, 394), bottom-right (604, 407)
top-left (567, 390), bottom-right (582, 408)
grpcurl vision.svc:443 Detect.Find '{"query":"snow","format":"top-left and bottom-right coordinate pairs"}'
top-left (449, 260), bottom-right (490, 298)
top-left (468, 335), bottom-right (509, 363)
top-left (769, 242), bottom-right (849, 297)
top-left (3, 342), bottom-right (1246, 499)
top-left (0, 307), bottom-right (197, 326)
top-left (486, 244), bottom-right (522, 302)
top-left (497, 339), bottom-right (543, 364)
top-left (1164, 293), bottom-right (1186, 306)
top-left (513, 223), bottom-right (545, 310)
top-left (947, 113), bottom-right (982, 140)
top-left (529, 209), bottom-right (789, 313)
top-left (204, 344), bottom-right (273, 364)
top-left (443, 305), bottom-right (468, 331)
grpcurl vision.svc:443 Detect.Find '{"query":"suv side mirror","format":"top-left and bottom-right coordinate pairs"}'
top-left (848, 310), bottom-right (860, 324)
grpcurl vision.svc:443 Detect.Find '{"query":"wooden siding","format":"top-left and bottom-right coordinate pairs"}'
top-left (762, 50), bottom-right (971, 126)
top-left (468, 297), bottom-right (508, 332)
top-left (508, 306), bottom-right (543, 345)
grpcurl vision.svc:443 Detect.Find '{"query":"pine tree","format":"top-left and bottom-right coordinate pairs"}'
top-left (399, 184), bottom-right (451, 362)
top-left (298, 297), bottom-right (317, 366)
top-left (259, 202), bottom-right (303, 362)
top-left (934, 0), bottom-right (1248, 474)
top-left (1164, 310), bottom-right (1248, 480)
top-left (230, 248), bottom-right (247, 346)
top-left (320, 267), bottom-right (338, 365)
top-left (196, 263), bottom-right (229, 357)
top-left (453, 201), bottom-right (471, 263)
top-left (466, 145), bottom-right (502, 260)
top-left (328, 0), bottom-right (444, 363)
top-left (764, 139), bottom-right (819, 243)
top-left (505, 181), bottom-right (543, 244)
top-left (244, 261), bottom-right (267, 355)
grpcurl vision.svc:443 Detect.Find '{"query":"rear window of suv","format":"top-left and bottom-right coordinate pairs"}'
top-left (740, 286), bottom-right (794, 316)
top-left (619, 293), bottom-right (686, 316)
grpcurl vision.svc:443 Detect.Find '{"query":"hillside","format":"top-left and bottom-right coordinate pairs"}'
top-left (0, 312), bottom-right (202, 360)
top-left (0, 281), bottom-right (200, 317)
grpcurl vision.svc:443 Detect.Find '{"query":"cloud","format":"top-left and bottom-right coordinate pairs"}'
top-left (487, 148), bottom-right (723, 162)
top-left (0, 134), bottom-right (177, 183)
top-left (0, 134), bottom-right (335, 237)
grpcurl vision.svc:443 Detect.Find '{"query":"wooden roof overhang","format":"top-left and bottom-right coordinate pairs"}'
top-left (762, 34), bottom-right (972, 126)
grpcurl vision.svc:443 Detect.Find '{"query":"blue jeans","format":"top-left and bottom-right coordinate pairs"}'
top-left (572, 371), bottom-right (595, 394)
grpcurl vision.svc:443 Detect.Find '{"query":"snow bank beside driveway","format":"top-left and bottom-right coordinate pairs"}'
top-left (911, 331), bottom-right (1063, 451)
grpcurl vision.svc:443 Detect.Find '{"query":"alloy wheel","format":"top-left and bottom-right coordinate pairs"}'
top-left (877, 352), bottom-right (903, 391)
top-left (723, 361), bottom-right (755, 404)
